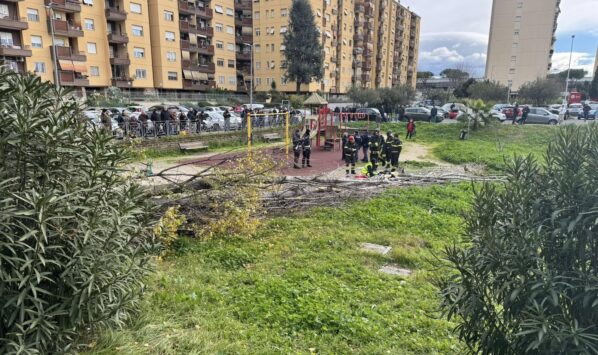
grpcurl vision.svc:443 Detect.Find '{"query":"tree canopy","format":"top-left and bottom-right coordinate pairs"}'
top-left (282, 0), bottom-right (324, 94)
top-left (440, 68), bottom-right (470, 81)
top-left (417, 71), bottom-right (434, 79)
top-left (440, 125), bottom-right (598, 354)
top-left (549, 68), bottom-right (588, 81)
top-left (517, 78), bottom-right (562, 106)
top-left (467, 80), bottom-right (509, 102)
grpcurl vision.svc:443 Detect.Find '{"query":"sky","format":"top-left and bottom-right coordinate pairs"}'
top-left (400, 0), bottom-right (598, 77)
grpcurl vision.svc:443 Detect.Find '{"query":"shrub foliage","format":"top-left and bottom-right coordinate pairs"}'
top-left (440, 124), bottom-right (598, 354)
top-left (0, 68), bottom-right (157, 352)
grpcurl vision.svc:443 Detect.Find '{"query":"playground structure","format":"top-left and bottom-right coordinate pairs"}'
top-left (316, 111), bottom-right (378, 151)
top-left (246, 111), bottom-right (291, 156)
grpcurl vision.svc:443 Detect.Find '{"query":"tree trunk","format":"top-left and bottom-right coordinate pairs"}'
top-left (296, 81), bottom-right (301, 95)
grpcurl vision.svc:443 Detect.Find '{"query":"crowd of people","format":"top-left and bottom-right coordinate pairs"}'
top-left (341, 130), bottom-right (404, 177)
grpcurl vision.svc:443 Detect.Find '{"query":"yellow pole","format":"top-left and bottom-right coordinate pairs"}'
top-left (247, 112), bottom-right (252, 153)
top-left (285, 111), bottom-right (290, 157)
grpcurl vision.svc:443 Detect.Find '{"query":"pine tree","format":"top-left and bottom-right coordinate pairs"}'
top-left (283, 0), bottom-right (324, 94)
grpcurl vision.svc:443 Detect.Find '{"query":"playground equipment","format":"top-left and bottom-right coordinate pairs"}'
top-left (246, 111), bottom-right (291, 156)
top-left (316, 111), bottom-right (369, 151)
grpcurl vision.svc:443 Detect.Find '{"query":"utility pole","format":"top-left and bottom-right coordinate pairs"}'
top-left (563, 35), bottom-right (575, 106)
top-left (243, 42), bottom-right (253, 110)
top-left (45, 3), bottom-right (60, 90)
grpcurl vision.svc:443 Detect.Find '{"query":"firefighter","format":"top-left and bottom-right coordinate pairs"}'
top-left (382, 131), bottom-right (394, 171)
top-left (368, 130), bottom-right (384, 172)
top-left (302, 129), bottom-right (312, 168)
top-left (389, 133), bottom-right (403, 172)
top-left (343, 135), bottom-right (358, 175)
top-left (292, 129), bottom-right (302, 169)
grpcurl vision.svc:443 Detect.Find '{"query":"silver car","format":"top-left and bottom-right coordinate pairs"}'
top-left (524, 107), bottom-right (560, 125)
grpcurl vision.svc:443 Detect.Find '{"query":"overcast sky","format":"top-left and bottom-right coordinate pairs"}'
top-left (400, 0), bottom-right (598, 77)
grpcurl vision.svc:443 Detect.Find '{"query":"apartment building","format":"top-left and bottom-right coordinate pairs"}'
top-left (485, 0), bottom-right (560, 90)
top-left (0, 0), bottom-right (418, 95)
top-left (390, 3), bottom-right (418, 88)
top-left (594, 46), bottom-right (597, 77)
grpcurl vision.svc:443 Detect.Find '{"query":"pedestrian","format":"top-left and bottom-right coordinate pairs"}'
top-left (430, 105), bottom-right (438, 123)
top-left (406, 117), bottom-right (416, 139)
top-left (512, 103), bottom-right (519, 125)
top-left (381, 109), bottom-right (387, 123)
top-left (583, 103), bottom-right (591, 121)
top-left (382, 131), bottom-right (393, 172)
top-left (520, 105), bottom-right (530, 125)
top-left (292, 129), bottom-right (302, 169)
top-left (241, 108), bottom-right (247, 129)
top-left (343, 135), bottom-right (357, 176)
top-left (389, 133), bottom-right (403, 173)
top-left (160, 107), bottom-right (170, 122)
top-left (341, 131), bottom-right (348, 160)
top-left (302, 129), bottom-right (312, 168)
top-left (361, 129), bottom-right (369, 162)
top-left (223, 109), bottom-right (231, 131)
top-left (398, 105), bottom-right (405, 121)
top-left (150, 109), bottom-right (160, 122)
top-left (369, 130), bottom-right (384, 172)
top-left (101, 109), bottom-right (112, 133)
top-left (354, 131), bottom-right (362, 161)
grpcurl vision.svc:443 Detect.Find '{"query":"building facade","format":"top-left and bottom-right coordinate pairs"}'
top-left (0, 0), bottom-right (419, 95)
top-left (485, 0), bottom-right (560, 91)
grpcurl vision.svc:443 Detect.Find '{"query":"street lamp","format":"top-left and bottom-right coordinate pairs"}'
top-left (563, 34), bottom-right (575, 106)
top-left (44, 3), bottom-right (60, 89)
top-left (243, 42), bottom-right (253, 110)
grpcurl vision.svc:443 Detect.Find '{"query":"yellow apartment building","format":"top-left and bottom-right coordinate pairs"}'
top-left (0, 0), bottom-right (418, 95)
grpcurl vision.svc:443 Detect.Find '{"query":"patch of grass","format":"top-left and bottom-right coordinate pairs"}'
top-left (355, 121), bottom-right (558, 172)
top-left (87, 184), bottom-right (472, 354)
top-left (402, 160), bottom-right (438, 169)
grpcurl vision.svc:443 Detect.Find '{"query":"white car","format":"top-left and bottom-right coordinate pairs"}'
top-left (492, 112), bottom-right (507, 122)
top-left (203, 111), bottom-right (241, 131)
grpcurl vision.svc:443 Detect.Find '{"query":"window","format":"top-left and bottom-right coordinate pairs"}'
top-left (216, 40), bottom-right (224, 49)
top-left (254, 44), bottom-right (260, 52)
top-left (87, 42), bottom-right (97, 54)
top-left (0, 32), bottom-right (13, 46)
top-left (30, 35), bottom-right (42, 48)
top-left (132, 25), bottom-right (143, 36)
top-left (215, 23), bottom-right (223, 32)
top-left (130, 2), bottom-right (142, 13)
top-left (280, 26), bottom-right (287, 33)
top-left (226, 26), bottom-right (233, 34)
top-left (34, 62), bottom-right (46, 73)
top-left (281, 76), bottom-right (287, 85)
top-left (227, 59), bottom-right (235, 68)
top-left (227, 43), bottom-right (234, 51)
top-left (82, 0), bottom-right (93, 4)
top-left (255, 77), bottom-right (261, 85)
top-left (255, 28), bottom-right (260, 36)
top-left (270, 44), bottom-right (275, 52)
top-left (280, 8), bottom-right (287, 17)
top-left (53, 38), bottom-right (65, 46)
top-left (228, 76), bottom-right (236, 85)
top-left (164, 10), bottom-right (174, 21)
top-left (133, 47), bottom-right (145, 58)
top-left (90, 66), bottom-right (99, 76)
top-left (217, 58), bottom-right (224, 67)
top-left (516, 1), bottom-right (523, 8)
top-left (266, 77), bottom-right (271, 84)
top-left (27, 8), bottom-right (39, 22)
top-left (514, 30), bottom-right (519, 36)
top-left (165, 31), bottom-right (175, 41)
top-left (214, 5), bottom-right (223, 13)
top-left (167, 71), bottom-right (178, 80)
top-left (226, 7), bottom-right (233, 16)
top-left (269, 9), bottom-right (275, 18)
top-left (84, 19), bottom-right (94, 30)
top-left (166, 51), bottom-right (176, 61)
top-left (254, 11), bottom-right (260, 19)
top-left (0, 4), bottom-right (7, 17)
top-left (255, 61), bottom-right (261, 69)
top-left (218, 75), bottom-right (225, 84)
top-left (135, 68), bottom-right (147, 79)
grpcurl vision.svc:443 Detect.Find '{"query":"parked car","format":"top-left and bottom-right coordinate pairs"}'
top-left (356, 107), bottom-right (382, 121)
top-left (492, 111), bottom-right (508, 122)
top-left (502, 106), bottom-right (522, 120)
top-left (525, 107), bottom-right (560, 125)
top-left (404, 107), bottom-right (434, 122)
top-left (568, 103), bottom-right (583, 118)
top-left (202, 111), bottom-right (241, 131)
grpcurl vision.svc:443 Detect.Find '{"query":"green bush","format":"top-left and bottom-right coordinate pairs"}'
top-left (440, 125), bottom-right (598, 354)
top-left (0, 68), bottom-right (158, 353)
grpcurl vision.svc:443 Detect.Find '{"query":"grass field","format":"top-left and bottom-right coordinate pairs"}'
top-left (88, 184), bottom-right (473, 354)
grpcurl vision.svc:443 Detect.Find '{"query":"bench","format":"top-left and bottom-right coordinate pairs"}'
top-left (262, 133), bottom-right (283, 142)
top-left (179, 141), bottom-right (209, 151)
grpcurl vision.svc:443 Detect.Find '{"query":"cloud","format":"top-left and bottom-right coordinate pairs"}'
top-left (416, 32), bottom-right (489, 75)
top-left (420, 47), bottom-right (464, 63)
top-left (556, 0), bottom-right (598, 36)
top-left (550, 51), bottom-right (596, 76)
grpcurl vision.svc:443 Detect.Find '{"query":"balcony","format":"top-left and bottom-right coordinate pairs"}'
top-left (234, 0), bottom-right (251, 10)
top-left (105, 7), bottom-right (127, 21)
top-left (198, 63), bottom-right (215, 73)
top-left (236, 83), bottom-right (247, 92)
top-left (51, 45), bottom-right (86, 61)
top-left (112, 77), bottom-right (133, 88)
top-left (59, 71), bottom-right (89, 86)
top-left (50, 20), bottom-right (83, 37)
top-left (178, 0), bottom-right (194, 14)
top-left (180, 39), bottom-right (190, 50)
top-left (235, 17), bottom-right (252, 27)
top-left (179, 20), bottom-right (193, 33)
top-left (197, 26), bottom-right (214, 37)
top-left (110, 53), bottom-right (130, 65)
top-left (197, 7), bottom-right (213, 19)
top-left (183, 79), bottom-right (215, 91)
top-left (45, 0), bottom-right (81, 13)
top-left (236, 51), bottom-right (251, 61)
top-left (107, 32), bottom-right (128, 43)
top-left (235, 34), bottom-right (252, 44)
top-left (197, 45), bottom-right (214, 55)
top-left (0, 16), bottom-right (28, 30)
top-left (0, 44), bottom-right (32, 57)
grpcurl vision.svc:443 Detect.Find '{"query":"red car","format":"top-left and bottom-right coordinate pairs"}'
top-left (502, 106), bottom-right (522, 119)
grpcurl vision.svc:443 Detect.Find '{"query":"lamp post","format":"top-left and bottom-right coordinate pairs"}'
top-left (563, 34), bottom-right (575, 106)
top-left (45, 3), bottom-right (60, 89)
top-left (243, 42), bottom-right (253, 110)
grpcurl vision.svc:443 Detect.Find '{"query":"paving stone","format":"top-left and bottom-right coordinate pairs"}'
top-left (378, 265), bottom-right (412, 276)
top-left (360, 243), bottom-right (392, 255)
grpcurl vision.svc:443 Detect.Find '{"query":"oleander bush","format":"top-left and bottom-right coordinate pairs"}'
top-left (0, 67), bottom-right (158, 353)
